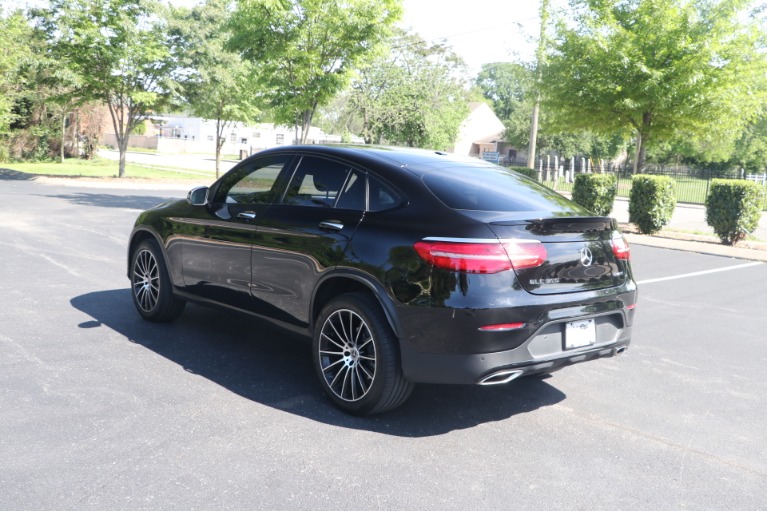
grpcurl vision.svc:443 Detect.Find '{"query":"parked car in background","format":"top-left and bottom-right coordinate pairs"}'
top-left (128, 145), bottom-right (637, 414)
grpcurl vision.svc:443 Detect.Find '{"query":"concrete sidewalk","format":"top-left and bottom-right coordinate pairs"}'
top-left (610, 197), bottom-right (767, 241)
top-left (610, 197), bottom-right (767, 262)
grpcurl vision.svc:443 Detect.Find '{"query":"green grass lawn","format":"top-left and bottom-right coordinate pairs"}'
top-left (1, 158), bottom-right (215, 180)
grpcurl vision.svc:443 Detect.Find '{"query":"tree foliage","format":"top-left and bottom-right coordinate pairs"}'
top-left (228, 0), bottom-right (402, 144)
top-left (349, 30), bottom-right (469, 149)
top-left (706, 179), bottom-right (764, 244)
top-left (731, 112), bottom-right (767, 173)
top-left (476, 62), bottom-right (532, 121)
top-left (34, 0), bottom-right (179, 177)
top-left (169, 0), bottom-right (261, 176)
top-left (0, 12), bottom-right (32, 138)
top-left (542, 0), bottom-right (767, 171)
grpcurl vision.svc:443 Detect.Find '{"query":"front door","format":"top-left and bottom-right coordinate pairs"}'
top-left (180, 154), bottom-right (293, 310)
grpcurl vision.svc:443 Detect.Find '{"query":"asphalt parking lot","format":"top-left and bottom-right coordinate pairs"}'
top-left (1, 176), bottom-right (766, 510)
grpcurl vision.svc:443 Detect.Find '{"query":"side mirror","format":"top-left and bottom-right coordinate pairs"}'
top-left (187, 186), bottom-right (209, 206)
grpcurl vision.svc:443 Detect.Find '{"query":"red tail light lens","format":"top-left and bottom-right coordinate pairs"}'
top-left (610, 234), bottom-right (630, 260)
top-left (502, 241), bottom-right (548, 270)
top-left (413, 240), bottom-right (547, 274)
top-left (414, 241), bottom-right (511, 273)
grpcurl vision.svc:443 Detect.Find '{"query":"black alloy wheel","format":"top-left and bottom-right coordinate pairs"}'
top-left (131, 239), bottom-right (185, 322)
top-left (313, 293), bottom-right (413, 415)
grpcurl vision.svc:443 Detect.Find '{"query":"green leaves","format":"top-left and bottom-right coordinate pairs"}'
top-left (168, 0), bottom-right (261, 175)
top-left (0, 12), bottom-right (32, 135)
top-left (228, 0), bottom-right (402, 142)
top-left (705, 179), bottom-right (764, 245)
top-left (349, 30), bottom-right (469, 150)
top-left (34, 0), bottom-right (179, 176)
top-left (572, 173), bottom-right (617, 216)
top-left (542, 0), bottom-right (767, 169)
top-left (629, 175), bottom-right (677, 234)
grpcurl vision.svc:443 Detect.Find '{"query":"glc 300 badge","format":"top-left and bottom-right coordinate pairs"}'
top-left (579, 247), bottom-right (593, 266)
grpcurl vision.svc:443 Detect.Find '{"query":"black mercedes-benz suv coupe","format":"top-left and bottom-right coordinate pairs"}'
top-left (128, 145), bottom-right (637, 414)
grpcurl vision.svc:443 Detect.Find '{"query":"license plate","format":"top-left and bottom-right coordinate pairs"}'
top-left (565, 319), bottom-right (596, 349)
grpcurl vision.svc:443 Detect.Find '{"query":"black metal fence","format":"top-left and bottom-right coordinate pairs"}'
top-left (518, 161), bottom-right (767, 211)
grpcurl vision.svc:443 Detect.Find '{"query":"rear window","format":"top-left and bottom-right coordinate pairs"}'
top-left (422, 166), bottom-right (586, 213)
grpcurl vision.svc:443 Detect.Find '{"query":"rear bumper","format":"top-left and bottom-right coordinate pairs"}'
top-left (400, 319), bottom-right (632, 385)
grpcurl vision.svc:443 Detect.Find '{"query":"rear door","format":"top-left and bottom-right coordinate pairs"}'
top-left (249, 155), bottom-right (367, 326)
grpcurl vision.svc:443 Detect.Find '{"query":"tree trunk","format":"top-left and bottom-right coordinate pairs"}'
top-left (527, 101), bottom-right (540, 169)
top-left (215, 117), bottom-right (222, 178)
top-left (300, 109), bottom-right (312, 144)
top-left (118, 136), bottom-right (128, 178)
top-left (633, 112), bottom-right (652, 173)
top-left (60, 112), bottom-right (67, 164)
top-left (637, 137), bottom-right (647, 173)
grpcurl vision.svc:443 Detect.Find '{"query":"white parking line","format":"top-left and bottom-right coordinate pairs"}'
top-left (637, 262), bottom-right (763, 285)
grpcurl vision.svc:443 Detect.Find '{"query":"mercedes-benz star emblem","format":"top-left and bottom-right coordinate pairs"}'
top-left (579, 247), bottom-right (593, 266)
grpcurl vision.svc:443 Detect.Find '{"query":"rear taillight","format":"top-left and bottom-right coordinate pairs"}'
top-left (413, 239), bottom-right (547, 274)
top-left (610, 234), bottom-right (630, 260)
top-left (502, 241), bottom-right (548, 270)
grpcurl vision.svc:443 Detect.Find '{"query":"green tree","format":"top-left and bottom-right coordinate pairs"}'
top-left (169, 0), bottom-right (261, 177)
top-left (475, 60), bottom-right (626, 161)
top-left (0, 11), bottom-right (32, 139)
top-left (475, 62), bottom-right (532, 121)
top-left (732, 113), bottom-right (767, 173)
top-left (34, 0), bottom-right (179, 177)
top-left (349, 30), bottom-right (469, 149)
top-left (542, 0), bottom-right (767, 173)
top-left (228, 0), bottom-right (402, 144)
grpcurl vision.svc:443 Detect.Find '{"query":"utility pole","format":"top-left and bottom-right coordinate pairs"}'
top-left (527, 0), bottom-right (550, 170)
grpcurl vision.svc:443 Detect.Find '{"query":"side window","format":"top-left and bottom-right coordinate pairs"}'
top-left (282, 157), bottom-right (352, 208)
top-left (335, 171), bottom-right (366, 211)
top-left (213, 155), bottom-right (292, 204)
top-left (368, 175), bottom-right (401, 212)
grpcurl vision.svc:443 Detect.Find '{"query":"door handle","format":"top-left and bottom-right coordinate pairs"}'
top-left (237, 211), bottom-right (257, 221)
top-left (319, 220), bottom-right (344, 231)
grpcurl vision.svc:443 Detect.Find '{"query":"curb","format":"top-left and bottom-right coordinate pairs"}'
top-left (623, 233), bottom-right (767, 262)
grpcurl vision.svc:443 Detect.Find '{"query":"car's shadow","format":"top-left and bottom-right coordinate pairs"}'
top-left (0, 168), bottom-right (38, 180)
top-left (40, 192), bottom-right (178, 210)
top-left (71, 289), bottom-right (566, 437)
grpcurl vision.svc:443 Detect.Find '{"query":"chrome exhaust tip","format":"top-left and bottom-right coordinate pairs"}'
top-left (615, 346), bottom-right (628, 355)
top-left (478, 369), bottom-right (523, 386)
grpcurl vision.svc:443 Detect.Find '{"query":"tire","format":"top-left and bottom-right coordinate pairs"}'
top-left (313, 293), bottom-right (414, 415)
top-left (130, 239), bottom-right (185, 322)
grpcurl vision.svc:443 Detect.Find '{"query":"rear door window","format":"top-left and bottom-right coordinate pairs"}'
top-left (282, 156), bottom-right (352, 208)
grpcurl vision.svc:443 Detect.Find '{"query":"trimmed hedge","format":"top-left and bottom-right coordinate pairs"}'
top-left (629, 175), bottom-right (676, 234)
top-left (509, 166), bottom-right (538, 180)
top-left (705, 179), bottom-right (763, 245)
top-left (571, 173), bottom-right (616, 216)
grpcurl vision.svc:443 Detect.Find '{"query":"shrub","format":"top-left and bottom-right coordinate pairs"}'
top-left (705, 179), bottom-right (763, 245)
top-left (509, 166), bottom-right (538, 180)
top-left (571, 173), bottom-right (616, 216)
top-left (629, 175), bottom-right (676, 234)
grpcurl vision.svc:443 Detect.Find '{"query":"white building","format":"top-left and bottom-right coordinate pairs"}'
top-left (451, 102), bottom-right (526, 164)
top-left (103, 114), bottom-right (362, 154)
top-left (155, 116), bottom-right (303, 154)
